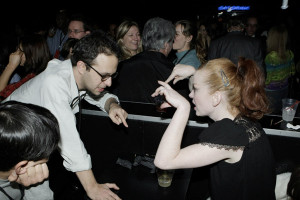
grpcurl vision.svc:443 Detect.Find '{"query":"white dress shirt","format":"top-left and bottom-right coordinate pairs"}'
top-left (3, 58), bottom-right (119, 172)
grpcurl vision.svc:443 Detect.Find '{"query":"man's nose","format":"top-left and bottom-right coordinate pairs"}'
top-left (104, 78), bottom-right (112, 87)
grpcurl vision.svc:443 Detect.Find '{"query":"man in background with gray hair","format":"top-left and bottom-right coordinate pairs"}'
top-left (112, 17), bottom-right (190, 103)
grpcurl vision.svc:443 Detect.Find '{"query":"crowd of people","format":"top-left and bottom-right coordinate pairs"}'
top-left (0, 6), bottom-right (300, 200)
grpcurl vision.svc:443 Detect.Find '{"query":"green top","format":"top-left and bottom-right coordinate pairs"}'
top-left (264, 50), bottom-right (295, 90)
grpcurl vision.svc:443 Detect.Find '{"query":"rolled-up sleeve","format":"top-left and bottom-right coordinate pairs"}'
top-left (84, 92), bottom-right (120, 113)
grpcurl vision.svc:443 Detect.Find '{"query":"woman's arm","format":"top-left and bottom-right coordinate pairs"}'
top-left (0, 51), bottom-right (22, 92)
top-left (165, 64), bottom-right (196, 84)
top-left (152, 81), bottom-right (190, 168)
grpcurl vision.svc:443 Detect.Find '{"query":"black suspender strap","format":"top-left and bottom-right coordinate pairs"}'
top-left (70, 92), bottom-right (87, 132)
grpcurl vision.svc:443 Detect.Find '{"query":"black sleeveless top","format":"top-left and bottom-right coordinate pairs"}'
top-left (198, 116), bottom-right (276, 200)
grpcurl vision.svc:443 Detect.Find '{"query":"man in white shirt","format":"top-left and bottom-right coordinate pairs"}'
top-left (3, 30), bottom-right (128, 200)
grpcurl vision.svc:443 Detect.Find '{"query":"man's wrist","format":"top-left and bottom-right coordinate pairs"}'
top-left (104, 97), bottom-right (119, 113)
top-left (75, 170), bottom-right (97, 193)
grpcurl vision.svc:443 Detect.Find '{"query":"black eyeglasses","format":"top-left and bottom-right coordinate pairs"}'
top-left (84, 62), bottom-right (118, 82)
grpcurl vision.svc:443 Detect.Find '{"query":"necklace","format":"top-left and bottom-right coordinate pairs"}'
top-left (174, 49), bottom-right (192, 65)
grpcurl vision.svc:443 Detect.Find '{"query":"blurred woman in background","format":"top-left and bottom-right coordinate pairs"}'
top-left (172, 20), bottom-right (201, 69)
top-left (115, 20), bottom-right (143, 61)
top-left (0, 33), bottom-right (51, 100)
top-left (264, 24), bottom-right (295, 114)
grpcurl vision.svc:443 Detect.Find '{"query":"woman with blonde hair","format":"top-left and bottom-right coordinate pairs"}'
top-left (264, 24), bottom-right (295, 114)
top-left (195, 23), bottom-right (211, 64)
top-left (115, 20), bottom-right (143, 61)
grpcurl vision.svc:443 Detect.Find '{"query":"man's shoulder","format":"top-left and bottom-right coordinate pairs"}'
top-left (45, 59), bottom-right (72, 76)
top-left (245, 35), bottom-right (262, 44)
top-left (234, 33), bottom-right (261, 44)
top-left (220, 33), bottom-right (262, 48)
top-left (39, 59), bottom-right (73, 87)
top-left (119, 51), bottom-right (162, 68)
top-left (210, 35), bottom-right (223, 44)
top-left (210, 33), bottom-right (231, 46)
top-left (47, 58), bottom-right (66, 67)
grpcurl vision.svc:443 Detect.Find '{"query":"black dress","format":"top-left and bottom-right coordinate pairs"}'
top-left (198, 116), bottom-right (276, 200)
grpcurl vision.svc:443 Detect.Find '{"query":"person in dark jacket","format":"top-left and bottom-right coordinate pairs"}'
top-left (208, 16), bottom-right (264, 71)
top-left (112, 17), bottom-right (190, 103)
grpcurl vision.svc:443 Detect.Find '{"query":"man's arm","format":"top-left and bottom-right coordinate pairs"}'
top-left (105, 97), bottom-right (128, 127)
top-left (85, 93), bottom-right (128, 127)
top-left (104, 96), bottom-right (119, 112)
top-left (41, 78), bottom-right (122, 199)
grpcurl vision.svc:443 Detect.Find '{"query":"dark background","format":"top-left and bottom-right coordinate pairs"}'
top-left (5, 0), bottom-right (300, 28)
top-left (2, 0), bottom-right (300, 63)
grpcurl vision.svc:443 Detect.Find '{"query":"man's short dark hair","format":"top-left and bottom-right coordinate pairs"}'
top-left (0, 101), bottom-right (60, 171)
top-left (69, 13), bottom-right (93, 32)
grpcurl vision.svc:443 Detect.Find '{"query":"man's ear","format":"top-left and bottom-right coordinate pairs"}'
top-left (212, 91), bottom-right (221, 107)
top-left (7, 161), bottom-right (28, 182)
top-left (164, 42), bottom-right (170, 51)
top-left (160, 42), bottom-right (170, 57)
top-left (76, 61), bottom-right (87, 75)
